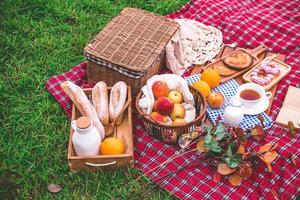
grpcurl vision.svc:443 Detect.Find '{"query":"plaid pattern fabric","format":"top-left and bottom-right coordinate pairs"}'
top-left (185, 75), bottom-right (273, 130)
top-left (45, 0), bottom-right (300, 199)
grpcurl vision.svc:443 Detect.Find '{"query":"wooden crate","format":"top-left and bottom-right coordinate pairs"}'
top-left (67, 87), bottom-right (134, 171)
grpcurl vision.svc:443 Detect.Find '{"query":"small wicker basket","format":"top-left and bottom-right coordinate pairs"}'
top-left (136, 86), bottom-right (207, 144)
top-left (84, 7), bottom-right (179, 96)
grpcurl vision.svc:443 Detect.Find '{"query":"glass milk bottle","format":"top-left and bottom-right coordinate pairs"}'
top-left (71, 117), bottom-right (101, 156)
top-left (223, 98), bottom-right (244, 127)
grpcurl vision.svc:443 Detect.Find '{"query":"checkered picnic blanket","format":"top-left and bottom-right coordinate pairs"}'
top-left (45, 0), bottom-right (300, 199)
top-left (185, 75), bottom-right (273, 130)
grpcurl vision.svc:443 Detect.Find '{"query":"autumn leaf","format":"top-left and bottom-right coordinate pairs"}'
top-left (258, 114), bottom-right (265, 128)
top-left (288, 121), bottom-right (296, 138)
top-left (271, 189), bottom-right (280, 200)
top-left (217, 163), bottom-right (236, 175)
top-left (267, 163), bottom-right (272, 172)
top-left (291, 154), bottom-right (297, 166)
top-left (213, 172), bottom-right (222, 183)
top-left (262, 151), bottom-right (278, 163)
top-left (228, 173), bottom-right (243, 186)
top-left (251, 125), bottom-right (265, 141)
top-left (237, 145), bottom-right (245, 154)
top-left (196, 139), bottom-right (208, 153)
top-left (237, 163), bottom-right (253, 178)
top-left (270, 143), bottom-right (278, 151)
top-left (235, 127), bottom-right (245, 138)
top-left (47, 184), bottom-right (62, 193)
top-left (258, 143), bottom-right (272, 154)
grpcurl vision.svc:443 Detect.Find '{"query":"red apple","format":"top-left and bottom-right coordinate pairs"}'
top-left (154, 97), bottom-right (174, 115)
top-left (150, 112), bottom-right (167, 123)
top-left (208, 92), bottom-right (225, 108)
top-left (152, 81), bottom-right (169, 99)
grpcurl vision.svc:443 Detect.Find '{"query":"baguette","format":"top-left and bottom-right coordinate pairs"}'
top-left (61, 81), bottom-right (105, 139)
top-left (92, 82), bottom-right (109, 125)
top-left (109, 81), bottom-right (127, 125)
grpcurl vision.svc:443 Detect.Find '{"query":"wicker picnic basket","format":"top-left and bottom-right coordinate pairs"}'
top-left (84, 7), bottom-right (180, 96)
top-left (136, 86), bottom-right (207, 144)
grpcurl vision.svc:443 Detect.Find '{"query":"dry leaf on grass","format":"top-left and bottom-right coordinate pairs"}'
top-left (47, 184), bottom-right (62, 193)
top-left (217, 163), bottom-right (236, 175)
top-left (228, 173), bottom-right (243, 186)
top-left (196, 139), bottom-right (208, 153)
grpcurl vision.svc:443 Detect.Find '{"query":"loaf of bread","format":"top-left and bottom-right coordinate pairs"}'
top-left (92, 81), bottom-right (109, 125)
top-left (61, 81), bottom-right (105, 139)
top-left (109, 81), bottom-right (128, 125)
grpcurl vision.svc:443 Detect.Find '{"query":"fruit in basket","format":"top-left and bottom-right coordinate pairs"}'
top-left (150, 112), bottom-right (167, 123)
top-left (192, 80), bottom-right (211, 98)
top-left (172, 118), bottom-right (187, 125)
top-left (100, 138), bottom-right (125, 155)
top-left (168, 90), bottom-right (183, 104)
top-left (152, 81), bottom-right (169, 99)
top-left (154, 97), bottom-right (174, 115)
top-left (208, 92), bottom-right (225, 108)
top-left (170, 104), bottom-right (185, 120)
top-left (201, 69), bottom-right (221, 88)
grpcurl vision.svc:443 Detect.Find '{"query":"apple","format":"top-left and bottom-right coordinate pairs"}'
top-left (150, 112), bottom-right (167, 123)
top-left (172, 118), bottom-right (187, 125)
top-left (154, 97), bottom-right (174, 116)
top-left (208, 92), bottom-right (225, 108)
top-left (170, 104), bottom-right (185, 120)
top-left (168, 90), bottom-right (183, 104)
top-left (152, 81), bottom-right (169, 99)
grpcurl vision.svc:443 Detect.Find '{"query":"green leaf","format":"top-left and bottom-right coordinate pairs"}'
top-left (203, 124), bottom-right (213, 133)
top-left (228, 141), bottom-right (238, 155)
top-left (207, 140), bottom-right (222, 153)
top-left (224, 154), bottom-right (242, 168)
top-left (215, 123), bottom-right (226, 141)
top-left (227, 146), bottom-right (233, 157)
top-left (205, 133), bottom-right (212, 144)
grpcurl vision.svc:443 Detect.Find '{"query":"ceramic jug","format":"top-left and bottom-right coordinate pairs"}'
top-left (223, 98), bottom-right (244, 127)
top-left (71, 116), bottom-right (101, 156)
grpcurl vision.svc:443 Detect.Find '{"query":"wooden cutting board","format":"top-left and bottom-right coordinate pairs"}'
top-left (190, 45), bottom-right (286, 115)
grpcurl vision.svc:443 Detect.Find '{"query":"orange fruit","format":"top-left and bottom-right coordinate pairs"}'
top-left (201, 69), bottom-right (221, 88)
top-left (192, 80), bottom-right (211, 98)
top-left (100, 138), bottom-right (125, 155)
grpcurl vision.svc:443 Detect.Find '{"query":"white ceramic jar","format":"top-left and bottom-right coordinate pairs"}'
top-left (223, 98), bottom-right (244, 127)
top-left (71, 117), bottom-right (101, 156)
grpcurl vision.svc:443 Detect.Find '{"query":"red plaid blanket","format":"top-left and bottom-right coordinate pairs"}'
top-left (45, 0), bottom-right (300, 199)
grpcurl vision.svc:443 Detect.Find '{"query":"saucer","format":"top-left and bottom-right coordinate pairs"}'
top-left (240, 97), bottom-right (270, 115)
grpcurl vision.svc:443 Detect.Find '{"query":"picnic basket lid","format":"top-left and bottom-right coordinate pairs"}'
top-left (84, 7), bottom-right (179, 75)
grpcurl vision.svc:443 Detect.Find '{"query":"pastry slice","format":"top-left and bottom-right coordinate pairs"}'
top-left (212, 61), bottom-right (238, 77)
top-left (223, 51), bottom-right (253, 70)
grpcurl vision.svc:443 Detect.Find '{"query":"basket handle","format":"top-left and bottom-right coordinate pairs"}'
top-left (85, 160), bottom-right (117, 167)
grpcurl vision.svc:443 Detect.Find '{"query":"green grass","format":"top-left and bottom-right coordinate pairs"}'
top-left (0, 0), bottom-right (187, 199)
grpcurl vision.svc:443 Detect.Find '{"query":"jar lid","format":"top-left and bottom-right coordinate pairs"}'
top-left (77, 117), bottom-right (91, 129)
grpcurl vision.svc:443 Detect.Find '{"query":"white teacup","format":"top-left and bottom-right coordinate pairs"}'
top-left (236, 83), bottom-right (272, 107)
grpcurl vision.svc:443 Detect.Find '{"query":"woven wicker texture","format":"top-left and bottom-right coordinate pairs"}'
top-left (84, 7), bottom-right (179, 73)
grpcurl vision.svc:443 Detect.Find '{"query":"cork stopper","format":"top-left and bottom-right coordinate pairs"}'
top-left (76, 117), bottom-right (91, 129)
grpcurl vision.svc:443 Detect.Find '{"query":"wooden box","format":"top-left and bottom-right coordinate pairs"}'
top-left (67, 87), bottom-right (134, 171)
